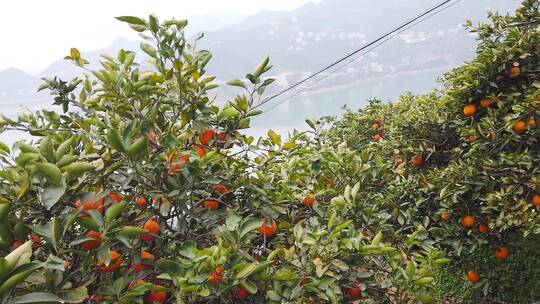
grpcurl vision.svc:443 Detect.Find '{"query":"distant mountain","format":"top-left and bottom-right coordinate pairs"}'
top-left (0, 0), bottom-right (521, 118)
top-left (201, 0), bottom-right (519, 82)
top-left (187, 12), bottom-right (246, 35)
top-left (0, 68), bottom-right (39, 97)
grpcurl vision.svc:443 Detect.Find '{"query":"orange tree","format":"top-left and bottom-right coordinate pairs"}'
top-left (322, 0), bottom-right (540, 302)
top-left (0, 14), bottom-right (442, 304)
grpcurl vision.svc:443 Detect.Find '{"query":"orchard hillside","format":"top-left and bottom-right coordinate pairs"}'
top-left (0, 1), bottom-right (537, 303)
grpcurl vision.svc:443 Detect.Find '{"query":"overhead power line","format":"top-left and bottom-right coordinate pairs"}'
top-left (252, 0), bottom-right (462, 113)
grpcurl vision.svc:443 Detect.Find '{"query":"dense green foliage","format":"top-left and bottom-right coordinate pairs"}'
top-left (0, 1), bottom-right (537, 303)
top-left (320, 0), bottom-right (540, 302)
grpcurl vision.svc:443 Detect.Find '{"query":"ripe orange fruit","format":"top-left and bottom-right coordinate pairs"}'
top-left (203, 199), bottom-right (219, 210)
top-left (411, 156), bottom-right (424, 168)
top-left (135, 197), bottom-right (147, 207)
top-left (145, 288), bottom-right (167, 303)
top-left (209, 266), bottom-right (224, 286)
top-left (12, 240), bottom-right (22, 250)
top-left (512, 120), bottom-right (527, 134)
top-left (469, 134), bottom-right (476, 143)
top-left (132, 263), bottom-right (152, 272)
top-left (463, 103), bottom-right (477, 117)
top-left (308, 296), bottom-right (317, 302)
top-left (486, 132), bottom-right (497, 141)
top-left (218, 132), bottom-right (227, 142)
top-left (141, 219), bottom-right (160, 242)
top-left (461, 215), bottom-right (476, 229)
top-left (89, 294), bottom-right (104, 302)
top-left (214, 184), bottom-right (230, 195)
top-left (258, 219), bottom-right (278, 237)
top-left (30, 234), bottom-right (41, 245)
top-left (300, 276), bottom-right (310, 285)
top-left (109, 193), bottom-right (123, 202)
top-left (509, 66), bottom-right (521, 77)
top-left (199, 129), bottom-right (217, 146)
top-left (480, 98), bottom-right (496, 108)
top-left (372, 134), bottom-right (381, 142)
top-left (81, 230), bottom-right (102, 251)
top-left (235, 286), bottom-right (250, 300)
top-left (167, 154), bottom-right (190, 176)
top-left (478, 223), bottom-right (489, 234)
top-left (147, 130), bottom-right (158, 143)
top-left (371, 123), bottom-right (380, 130)
top-left (74, 196), bottom-right (105, 215)
top-left (346, 286), bottom-right (362, 299)
top-left (167, 163), bottom-right (181, 176)
top-left (193, 145), bottom-right (206, 157)
top-left (494, 247), bottom-right (509, 261)
top-left (303, 196), bottom-right (315, 207)
top-left (532, 194), bottom-right (540, 207)
top-left (141, 250), bottom-right (155, 260)
top-left (528, 117), bottom-right (536, 128)
top-left (467, 270), bottom-right (480, 283)
top-left (97, 250), bottom-right (122, 273)
top-left (441, 212), bottom-right (450, 221)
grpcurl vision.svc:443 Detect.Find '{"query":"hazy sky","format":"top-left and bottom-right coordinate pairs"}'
top-left (0, 0), bottom-right (320, 74)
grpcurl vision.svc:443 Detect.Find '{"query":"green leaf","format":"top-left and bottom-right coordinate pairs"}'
top-left (119, 226), bottom-right (148, 237)
top-left (371, 231), bottom-right (383, 246)
top-left (267, 290), bottom-right (281, 301)
top-left (69, 48), bottom-right (80, 60)
top-left (225, 210), bottom-right (242, 231)
top-left (406, 260), bottom-right (415, 280)
top-left (55, 137), bottom-right (74, 161)
top-left (158, 259), bottom-right (183, 277)
top-left (226, 79), bottom-right (247, 89)
top-left (106, 129), bottom-right (126, 153)
top-left (178, 240), bottom-right (197, 259)
top-left (65, 162), bottom-right (95, 179)
top-left (0, 262), bottom-right (43, 297)
top-left (240, 279), bottom-right (257, 294)
top-left (236, 263), bottom-right (256, 279)
top-left (305, 119), bottom-right (316, 130)
top-left (12, 292), bottom-right (64, 304)
top-left (140, 43), bottom-right (157, 58)
top-left (0, 141), bottom-right (10, 155)
top-left (35, 162), bottom-right (62, 186)
top-left (51, 218), bottom-right (64, 252)
top-left (273, 267), bottom-right (298, 281)
top-left (414, 277), bottom-right (434, 286)
top-left (254, 56), bottom-right (270, 77)
top-left (42, 182), bottom-right (66, 210)
top-left (105, 202), bottom-right (126, 224)
top-left (148, 14), bottom-right (159, 32)
top-left (239, 218), bottom-right (262, 239)
top-left (267, 130), bottom-right (281, 146)
top-left (43, 254), bottom-right (65, 272)
top-left (221, 107), bottom-right (241, 118)
top-left (59, 286), bottom-right (88, 303)
top-left (416, 293), bottom-right (434, 304)
top-left (115, 16), bottom-right (146, 25)
top-left (246, 110), bottom-right (262, 117)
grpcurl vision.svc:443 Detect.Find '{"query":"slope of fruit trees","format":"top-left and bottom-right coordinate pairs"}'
top-left (321, 0), bottom-right (540, 302)
top-left (0, 1), bottom-right (537, 303)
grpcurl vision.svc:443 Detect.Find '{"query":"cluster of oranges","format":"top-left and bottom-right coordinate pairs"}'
top-left (199, 128), bottom-right (232, 148)
top-left (147, 129), bottom-right (213, 177)
top-left (201, 183), bottom-right (232, 211)
top-left (370, 119), bottom-right (384, 142)
top-left (463, 66), bottom-right (537, 141)
top-left (458, 214), bottom-right (510, 283)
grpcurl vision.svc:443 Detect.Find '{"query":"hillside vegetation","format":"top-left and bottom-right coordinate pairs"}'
top-left (0, 1), bottom-right (537, 303)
